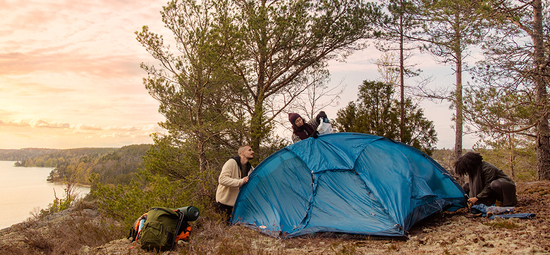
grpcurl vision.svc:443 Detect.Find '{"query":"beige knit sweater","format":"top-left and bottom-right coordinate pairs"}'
top-left (215, 158), bottom-right (253, 206)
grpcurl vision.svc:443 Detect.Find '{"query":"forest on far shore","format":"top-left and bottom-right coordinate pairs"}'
top-left (0, 144), bottom-right (151, 186)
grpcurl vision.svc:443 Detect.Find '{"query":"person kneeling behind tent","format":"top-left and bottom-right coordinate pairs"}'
top-left (288, 111), bottom-right (329, 143)
top-left (215, 145), bottom-right (254, 222)
top-left (454, 152), bottom-right (517, 207)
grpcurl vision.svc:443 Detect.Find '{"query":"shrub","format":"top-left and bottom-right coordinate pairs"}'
top-left (31, 182), bottom-right (78, 220)
top-left (91, 168), bottom-right (217, 232)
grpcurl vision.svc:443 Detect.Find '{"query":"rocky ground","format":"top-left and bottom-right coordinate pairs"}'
top-left (1, 181), bottom-right (549, 254)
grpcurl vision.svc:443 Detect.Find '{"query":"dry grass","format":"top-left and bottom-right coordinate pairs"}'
top-left (1, 181), bottom-right (549, 254)
top-left (483, 218), bottom-right (521, 229)
top-left (0, 199), bottom-right (124, 255)
top-left (172, 181), bottom-right (550, 255)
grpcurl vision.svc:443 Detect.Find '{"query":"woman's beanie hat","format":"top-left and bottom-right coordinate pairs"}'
top-left (288, 113), bottom-right (301, 124)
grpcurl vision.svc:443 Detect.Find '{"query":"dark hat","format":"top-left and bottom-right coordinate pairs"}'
top-left (288, 113), bottom-right (301, 125)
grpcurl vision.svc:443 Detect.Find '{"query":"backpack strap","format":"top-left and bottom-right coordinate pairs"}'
top-left (150, 207), bottom-right (178, 215)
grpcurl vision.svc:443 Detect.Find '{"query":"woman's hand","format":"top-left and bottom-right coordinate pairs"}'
top-left (315, 111), bottom-right (327, 123)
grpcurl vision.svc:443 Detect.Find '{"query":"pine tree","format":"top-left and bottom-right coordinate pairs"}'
top-left (416, 0), bottom-right (488, 162)
top-left (335, 80), bottom-right (437, 155)
top-left (469, 0), bottom-right (550, 180)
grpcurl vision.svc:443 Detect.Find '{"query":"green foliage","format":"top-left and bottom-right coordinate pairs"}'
top-left (255, 134), bottom-right (289, 163)
top-left (418, 0), bottom-right (488, 50)
top-left (415, 0), bottom-right (491, 160)
top-left (336, 80), bottom-right (398, 136)
top-left (7, 148), bottom-right (116, 167)
top-left (143, 134), bottom-right (198, 180)
top-left (473, 137), bottom-right (537, 181)
top-left (227, 0), bottom-right (384, 151)
top-left (5, 145), bottom-right (150, 186)
top-left (137, 0), bottom-right (386, 160)
top-left (430, 144), bottom-right (537, 181)
top-left (464, 1), bottom-right (544, 180)
top-left (91, 167), bottom-right (217, 231)
top-left (33, 182), bottom-right (78, 219)
top-left (335, 80), bottom-right (437, 155)
top-left (463, 85), bottom-right (536, 139)
top-left (430, 148), bottom-right (459, 171)
top-left (0, 148), bottom-right (59, 162)
top-left (470, 0), bottom-right (550, 180)
top-left (137, 0), bottom-right (249, 174)
top-left (377, 0), bottom-right (423, 97)
top-left (94, 0), bottom-right (381, 238)
top-left (48, 187), bottom-right (74, 214)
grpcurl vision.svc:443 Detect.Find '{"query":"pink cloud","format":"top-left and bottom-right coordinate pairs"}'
top-left (0, 119), bottom-right (31, 127)
top-left (76, 124), bottom-right (103, 131)
top-left (0, 51), bottom-right (143, 77)
top-left (30, 119), bottom-right (70, 129)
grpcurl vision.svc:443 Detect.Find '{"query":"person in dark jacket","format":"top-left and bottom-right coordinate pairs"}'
top-left (454, 152), bottom-right (517, 207)
top-left (288, 111), bottom-right (328, 143)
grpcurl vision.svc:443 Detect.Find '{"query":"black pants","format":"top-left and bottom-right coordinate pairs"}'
top-left (217, 202), bottom-right (233, 224)
top-left (463, 179), bottom-right (517, 206)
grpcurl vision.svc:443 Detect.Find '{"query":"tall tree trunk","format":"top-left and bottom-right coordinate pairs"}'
top-left (453, 10), bottom-right (464, 184)
top-left (453, 19), bottom-right (463, 162)
top-left (509, 133), bottom-right (515, 179)
top-left (533, 0), bottom-right (550, 180)
top-left (399, 0), bottom-right (405, 142)
top-left (250, 91), bottom-right (265, 163)
top-left (454, 56), bottom-right (464, 184)
top-left (249, 0), bottom-right (268, 161)
top-left (197, 131), bottom-right (207, 173)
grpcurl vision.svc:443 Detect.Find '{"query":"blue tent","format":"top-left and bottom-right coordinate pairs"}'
top-left (231, 133), bottom-right (466, 237)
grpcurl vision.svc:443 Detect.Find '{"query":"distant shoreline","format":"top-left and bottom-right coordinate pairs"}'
top-left (0, 162), bottom-right (92, 230)
top-left (0, 160), bottom-right (92, 189)
top-left (47, 180), bottom-right (92, 189)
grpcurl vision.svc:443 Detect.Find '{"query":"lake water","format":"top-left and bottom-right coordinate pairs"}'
top-left (0, 161), bottom-right (90, 229)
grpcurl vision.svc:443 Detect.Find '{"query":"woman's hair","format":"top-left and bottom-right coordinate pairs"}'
top-left (454, 152), bottom-right (483, 176)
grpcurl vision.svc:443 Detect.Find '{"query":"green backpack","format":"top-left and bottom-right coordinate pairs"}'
top-left (138, 207), bottom-right (180, 251)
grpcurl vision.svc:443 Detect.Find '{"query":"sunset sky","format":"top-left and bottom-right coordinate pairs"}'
top-left (0, 0), bottom-right (476, 150)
